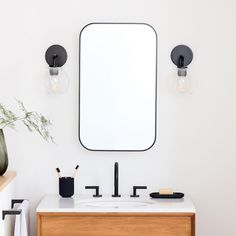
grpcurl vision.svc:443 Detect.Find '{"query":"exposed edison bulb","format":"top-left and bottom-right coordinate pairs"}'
top-left (45, 67), bottom-right (69, 94)
top-left (174, 68), bottom-right (191, 93)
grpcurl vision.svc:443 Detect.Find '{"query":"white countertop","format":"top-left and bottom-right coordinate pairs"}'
top-left (37, 194), bottom-right (196, 213)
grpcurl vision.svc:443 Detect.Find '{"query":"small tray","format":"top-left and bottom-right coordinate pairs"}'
top-left (150, 192), bottom-right (184, 199)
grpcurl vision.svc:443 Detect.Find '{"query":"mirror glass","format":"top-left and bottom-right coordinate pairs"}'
top-left (79, 23), bottom-right (157, 151)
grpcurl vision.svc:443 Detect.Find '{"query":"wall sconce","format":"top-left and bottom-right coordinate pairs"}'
top-left (171, 45), bottom-right (193, 93)
top-left (45, 45), bottom-right (69, 94)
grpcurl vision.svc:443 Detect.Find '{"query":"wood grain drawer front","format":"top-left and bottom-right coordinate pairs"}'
top-left (38, 213), bottom-right (195, 236)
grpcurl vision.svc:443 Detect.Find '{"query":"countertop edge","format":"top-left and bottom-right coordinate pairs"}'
top-left (36, 209), bottom-right (196, 213)
top-left (0, 171), bottom-right (16, 192)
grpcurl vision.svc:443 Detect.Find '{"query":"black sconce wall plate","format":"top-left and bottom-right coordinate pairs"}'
top-left (171, 45), bottom-right (193, 68)
top-left (45, 44), bottom-right (68, 67)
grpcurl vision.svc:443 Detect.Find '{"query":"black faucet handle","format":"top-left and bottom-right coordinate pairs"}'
top-left (85, 186), bottom-right (102, 197)
top-left (130, 186), bottom-right (147, 197)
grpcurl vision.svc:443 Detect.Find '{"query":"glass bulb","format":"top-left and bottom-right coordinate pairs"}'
top-left (45, 67), bottom-right (69, 94)
top-left (170, 68), bottom-right (191, 94)
top-left (176, 77), bottom-right (190, 93)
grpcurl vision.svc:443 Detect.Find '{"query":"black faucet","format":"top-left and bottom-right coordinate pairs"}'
top-left (112, 162), bottom-right (121, 197)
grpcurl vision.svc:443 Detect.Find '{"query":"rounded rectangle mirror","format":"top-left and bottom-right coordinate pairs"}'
top-left (79, 23), bottom-right (157, 151)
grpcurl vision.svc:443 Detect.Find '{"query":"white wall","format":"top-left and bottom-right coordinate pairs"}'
top-left (0, 0), bottom-right (236, 235)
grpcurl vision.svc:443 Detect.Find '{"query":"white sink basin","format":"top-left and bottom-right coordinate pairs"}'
top-left (76, 198), bottom-right (153, 208)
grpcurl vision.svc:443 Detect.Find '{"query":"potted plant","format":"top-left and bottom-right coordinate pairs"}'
top-left (0, 100), bottom-right (53, 175)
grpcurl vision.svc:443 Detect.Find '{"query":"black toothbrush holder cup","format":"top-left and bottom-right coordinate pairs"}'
top-left (59, 177), bottom-right (74, 198)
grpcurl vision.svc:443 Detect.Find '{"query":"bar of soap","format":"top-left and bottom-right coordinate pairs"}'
top-left (159, 188), bottom-right (174, 195)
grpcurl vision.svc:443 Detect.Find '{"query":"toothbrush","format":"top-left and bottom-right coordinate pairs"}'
top-left (56, 168), bottom-right (61, 178)
top-left (72, 165), bottom-right (79, 178)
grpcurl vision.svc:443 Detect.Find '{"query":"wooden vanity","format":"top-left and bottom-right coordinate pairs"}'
top-left (37, 195), bottom-right (195, 236)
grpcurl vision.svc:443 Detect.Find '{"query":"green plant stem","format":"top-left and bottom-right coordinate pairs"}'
top-left (0, 116), bottom-right (26, 129)
top-left (0, 100), bottom-right (53, 142)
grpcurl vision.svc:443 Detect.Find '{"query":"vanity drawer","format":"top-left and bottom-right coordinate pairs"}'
top-left (37, 212), bottom-right (195, 236)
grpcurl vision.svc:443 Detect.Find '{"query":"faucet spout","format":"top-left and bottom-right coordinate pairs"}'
top-left (112, 162), bottom-right (121, 197)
